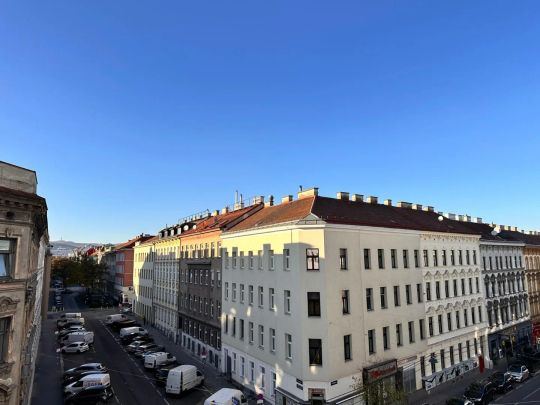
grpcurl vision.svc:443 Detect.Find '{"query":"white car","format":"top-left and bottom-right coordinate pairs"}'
top-left (508, 364), bottom-right (530, 382)
top-left (60, 342), bottom-right (89, 354)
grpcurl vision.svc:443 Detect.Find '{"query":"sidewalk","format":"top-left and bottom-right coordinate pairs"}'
top-left (407, 362), bottom-right (508, 405)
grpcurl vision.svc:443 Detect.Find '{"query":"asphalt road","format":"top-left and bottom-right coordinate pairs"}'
top-left (31, 290), bottom-right (212, 405)
top-left (491, 371), bottom-right (540, 404)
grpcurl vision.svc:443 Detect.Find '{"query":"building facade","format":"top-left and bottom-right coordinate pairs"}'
top-left (220, 189), bottom-right (486, 405)
top-left (0, 162), bottom-right (49, 405)
top-left (133, 237), bottom-right (157, 323)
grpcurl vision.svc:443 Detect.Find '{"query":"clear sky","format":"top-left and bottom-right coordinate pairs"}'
top-left (1, 1), bottom-right (539, 243)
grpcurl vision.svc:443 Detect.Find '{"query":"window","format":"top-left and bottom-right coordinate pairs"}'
top-left (368, 329), bottom-right (375, 354)
top-left (283, 249), bottom-right (290, 270)
top-left (248, 285), bottom-right (254, 305)
top-left (378, 249), bottom-right (385, 269)
top-left (225, 282), bottom-right (229, 300)
top-left (419, 319), bottom-right (425, 340)
top-left (259, 325), bottom-right (264, 348)
top-left (466, 250), bottom-right (470, 265)
top-left (366, 288), bottom-right (373, 311)
top-left (403, 250), bottom-right (409, 268)
top-left (414, 250), bottom-right (420, 268)
top-left (396, 324), bottom-right (402, 346)
top-left (432, 250), bottom-right (438, 267)
top-left (451, 250), bottom-right (455, 266)
top-left (232, 251), bottom-right (237, 267)
top-left (453, 279), bottom-right (458, 297)
top-left (249, 251), bottom-right (254, 269)
top-left (270, 328), bottom-right (276, 352)
top-left (391, 249), bottom-right (397, 268)
top-left (240, 319), bottom-right (245, 340)
top-left (269, 288), bottom-right (275, 310)
top-left (423, 250), bottom-right (429, 267)
top-left (306, 248), bottom-right (319, 270)
top-left (364, 249), bottom-right (371, 269)
top-left (438, 314), bottom-right (443, 334)
top-left (340, 248), bottom-right (348, 270)
top-left (475, 277), bottom-right (480, 293)
top-left (0, 240), bottom-right (14, 278)
top-left (456, 311), bottom-right (461, 329)
top-left (233, 353), bottom-right (237, 373)
top-left (224, 315), bottom-right (229, 334)
top-left (442, 250), bottom-right (447, 266)
top-left (0, 318), bottom-right (9, 362)
top-left (258, 286), bottom-right (264, 307)
top-left (240, 252), bottom-right (245, 268)
top-left (249, 322), bottom-right (254, 343)
top-left (469, 278), bottom-right (473, 295)
top-left (416, 283), bottom-right (423, 303)
top-left (435, 281), bottom-right (441, 300)
top-left (260, 366), bottom-right (266, 389)
top-left (428, 317), bottom-right (434, 337)
top-left (406, 285), bottom-right (412, 305)
top-left (440, 349), bottom-right (446, 369)
top-left (380, 287), bottom-right (387, 309)
top-left (459, 250), bottom-right (463, 265)
top-left (307, 292), bottom-right (321, 317)
top-left (240, 284), bottom-right (245, 304)
top-left (309, 339), bottom-right (322, 365)
top-left (232, 317), bottom-right (236, 337)
top-left (342, 290), bottom-right (350, 314)
top-left (447, 313), bottom-right (452, 331)
top-left (344, 335), bottom-right (351, 361)
top-left (383, 326), bottom-right (389, 349)
top-left (445, 280), bottom-right (449, 298)
top-left (408, 321), bottom-right (415, 343)
top-left (426, 282), bottom-right (431, 301)
top-left (250, 361), bottom-right (255, 383)
top-left (285, 334), bottom-right (292, 359)
top-left (461, 278), bottom-right (466, 295)
top-left (464, 308), bottom-right (469, 327)
top-left (393, 286), bottom-right (400, 307)
top-left (284, 290), bottom-right (291, 314)
top-left (232, 283), bottom-right (237, 301)
top-left (269, 250), bottom-right (275, 270)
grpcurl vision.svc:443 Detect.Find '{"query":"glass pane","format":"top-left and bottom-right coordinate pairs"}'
top-left (0, 255), bottom-right (8, 277)
top-left (0, 240), bottom-right (9, 251)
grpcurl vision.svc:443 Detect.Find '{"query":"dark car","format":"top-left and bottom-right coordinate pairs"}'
top-left (64, 385), bottom-right (114, 404)
top-left (63, 363), bottom-right (107, 380)
top-left (488, 371), bottom-right (513, 393)
top-left (154, 364), bottom-right (179, 386)
top-left (120, 333), bottom-right (153, 346)
top-left (464, 381), bottom-right (495, 405)
top-left (134, 345), bottom-right (165, 358)
top-left (111, 320), bottom-right (140, 332)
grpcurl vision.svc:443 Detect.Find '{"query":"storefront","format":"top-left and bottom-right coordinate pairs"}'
top-left (488, 320), bottom-right (533, 361)
top-left (362, 360), bottom-right (398, 403)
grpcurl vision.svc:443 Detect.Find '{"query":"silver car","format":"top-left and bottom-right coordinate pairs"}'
top-left (508, 364), bottom-right (530, 382)
top-left (59, 342), bottom-right (89, 354)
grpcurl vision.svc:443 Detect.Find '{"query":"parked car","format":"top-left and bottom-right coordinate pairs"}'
top-left (144, 352), bottom-right (177, 369)
top-left (508, 363), bottom-right (530, 382)
top-left (135, 346), bottom-right (166, 359)
top-left (204, 388), bottom-right (248, 405)
top-left (133, 343), bottom-right (163, 358)
top-left (463, 381), bottom-right (495, 404)
top-left (126, 339), bottom-right (154, 353)
top-left (60, 342), bottom-right (90, 354)
top-left (60, 313), bottom-right (82, 319)
top-left (57, 326), bottom-right (86, 339)
top-left (58, 318), bottom-right (85, 329)
top-left (165, 365), bottom-right (204, 395)
top-left (64, 374), bottom-right (111, 396)
top-left (63, 363), bottom-right (107, 380)
top-left (119, 327), bottom-right (148, 338)
top-left (105, 314), bottom-right (127, 325)
top-left (154, 364), bottom-right (179, 386)
top-left (121, 333), bottom-right (152, 346)
top-left (110, 319), bottom-right (140, 332)
top-left (60, 331), bottom-right (94, 346)
top-left (64, 385), bottom-right (114, 404)
top-left (488, 371), bottom-right (513, 393)
top-left (62, 370), bottom-right (108, 387)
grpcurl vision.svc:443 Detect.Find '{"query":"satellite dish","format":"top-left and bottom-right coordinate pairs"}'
top-left (492, 226), bottom-right (501, 236)
top-left (193, 225), bottom-right (197, 230)
top-left (438, 216), bottom-right (444, 222)
top-left (183, 225), bottom-right (189, 231)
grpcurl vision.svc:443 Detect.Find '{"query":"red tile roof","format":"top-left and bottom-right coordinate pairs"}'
top-left (114, 235), bottom-right (156, 250)
top-left (228, 196), bottom-right (482, 235)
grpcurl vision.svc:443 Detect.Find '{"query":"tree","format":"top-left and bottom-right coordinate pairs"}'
top-left (351, 376), bottom-right (407, 405)
top-left (51, 255), bottom-right (107, 290)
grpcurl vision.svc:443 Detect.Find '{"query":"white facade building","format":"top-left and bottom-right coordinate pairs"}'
top-left (133, 238), bottom-right (156, 323)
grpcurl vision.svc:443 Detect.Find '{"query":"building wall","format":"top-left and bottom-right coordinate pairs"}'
top-left (525, 245), bottom-right (540, 344)
top-left (133, 241), bottom-right (155, 323)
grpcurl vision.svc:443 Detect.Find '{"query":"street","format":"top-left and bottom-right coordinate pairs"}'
top-left (491, 371), bottom-right (540, 405)
top-left (31, 290), bottom-right (234, 405)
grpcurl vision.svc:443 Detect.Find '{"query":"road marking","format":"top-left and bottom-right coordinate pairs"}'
top-left (524, 387), bottom-right (540, 400)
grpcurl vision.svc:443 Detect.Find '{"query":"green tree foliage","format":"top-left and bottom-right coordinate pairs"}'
top-left (52, 256), bottom-right (107, 289)
top-left (351, 376), bottom-right (407, 405)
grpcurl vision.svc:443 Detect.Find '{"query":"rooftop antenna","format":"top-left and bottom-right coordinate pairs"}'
top-left (299, 185), bottom-right (303, 192)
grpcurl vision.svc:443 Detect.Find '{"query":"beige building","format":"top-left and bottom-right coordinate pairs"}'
top-left (220, 189), bottom-right (487, 405)
top-left (0, 162), bottom-right (49, 405)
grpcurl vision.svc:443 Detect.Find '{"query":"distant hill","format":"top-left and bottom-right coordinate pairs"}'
top-left (50, 240), bottom-right (105, 257)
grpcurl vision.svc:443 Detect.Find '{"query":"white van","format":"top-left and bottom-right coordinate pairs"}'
top-left (60, 313), bottom-right (82, 319)
top-left (119, 326), bottom-right (148, 338)
top-left (64, 373), bottom-right (110, 395)
top-left (105, 314), bottom-right (127, 325)
top-left (204, 388), bottom-right (248, 405)
top-left (60, 331), bottom-right (94, 345)
top-left (165, 365), bottom-right (204, 395)
top-left (144, 352), bottom-right (176, 369)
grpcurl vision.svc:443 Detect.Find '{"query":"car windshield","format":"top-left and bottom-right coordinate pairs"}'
top-left (509, 365), bottom-right (522, 372)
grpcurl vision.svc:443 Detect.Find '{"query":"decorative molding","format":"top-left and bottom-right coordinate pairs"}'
top-left (0, 297), bottom-right (19, 315)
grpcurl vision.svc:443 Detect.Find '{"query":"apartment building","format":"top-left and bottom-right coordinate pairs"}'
top-left (220, 189), bottom-right (485, 405)
top-left (0, 161), bottom-right (49, 405)
top-left (133, 236), bottom-right (157, 323)
top-left (177, 203), bottom-right (263, 369)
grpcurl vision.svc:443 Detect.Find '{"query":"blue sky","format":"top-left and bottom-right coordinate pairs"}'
top-left (1, 1), bottom-right (539, 242)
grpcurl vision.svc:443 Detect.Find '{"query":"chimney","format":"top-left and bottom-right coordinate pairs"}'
top-left (444, 213), bottom-right (457, 220)
top-left (252, 196), bottom-right (265, 205)
top-left (337, 192), bottom-right (350, 201)
top-left (512, 226), bottom-right (518, 232)
top-left (265, 195), bottom-right (274, 207)
top-left (473, 217), bottom-right (483, 224)
top-left (281, 195), bottom-right (293, 204)
top-left (366, 196), bottom-right (378, 204)
top-left (211, 210), bottom-right (219, 217)
top-left (351, 194), bottom-right (364, 202)
top-left (422, 206), bottom-right (435, 212)
top-left (221, 207), bottom-right (229, 215)
top-left (383, 199), bottom-right (392, 206)
top-left (412, 203), bottom-right (423, 210)
top-left (397, 201), bottom-right (412, 208)
top-left (298, 187), bottom-right (319, 200)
